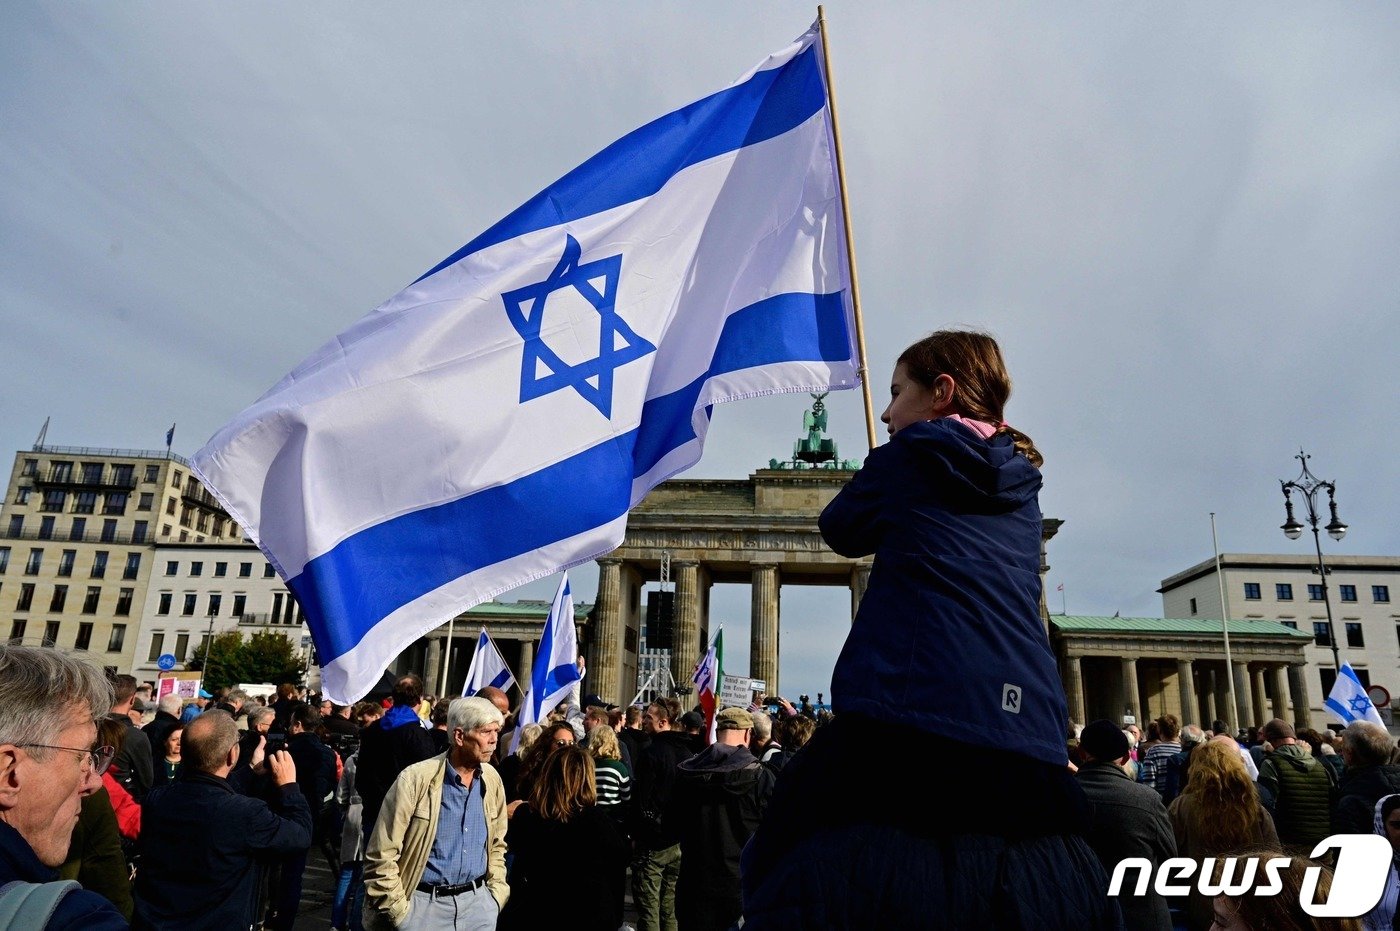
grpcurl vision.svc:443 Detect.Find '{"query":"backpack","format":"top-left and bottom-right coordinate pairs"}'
top-left (0, 879), bottom-right (79, 930)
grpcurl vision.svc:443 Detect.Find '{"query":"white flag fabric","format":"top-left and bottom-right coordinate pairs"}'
top-left (512, 573), bottom-right (582, 748)
top-left (462, 627), bottom-right (516, 697)
top-left (191, 20), bottom-right (858, 703)
top-left (1326, 662), bottom-right (1387, 727)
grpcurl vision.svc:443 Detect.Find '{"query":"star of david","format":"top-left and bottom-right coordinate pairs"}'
top-left (502, 234), bottom-right (654, 418)
top-left (1349, 696), bottom-right (1371, 714)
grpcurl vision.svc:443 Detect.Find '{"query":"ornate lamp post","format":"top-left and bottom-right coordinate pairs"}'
top-left (1279, 450), bottom-right (1348, 674)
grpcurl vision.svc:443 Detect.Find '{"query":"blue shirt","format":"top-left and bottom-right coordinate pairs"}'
top-left (420, 763), bottom-right (489, 885)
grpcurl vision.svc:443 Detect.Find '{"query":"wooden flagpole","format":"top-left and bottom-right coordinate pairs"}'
top-left (817, 5), bottom-right (878, 450)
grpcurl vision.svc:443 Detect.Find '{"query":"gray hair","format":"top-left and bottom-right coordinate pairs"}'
top-left (448, 696), bottom-right (504, 734)
top-left (226, 689), bottom-right (250, 707)
top-left (1181, 724), bottom-right (1206, 749)
top-left (245, 706), bottom-right (276, 729)
top-left (0, 645), bottom-right (113, 759)
top-left (157, 693), bottom-right (184, 716)
top-left (1343, 721), bottom-right (1395, 768)
top-left (750, 709), bottom-right (773, 742)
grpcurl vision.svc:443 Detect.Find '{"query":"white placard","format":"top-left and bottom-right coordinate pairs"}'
top-left (719, 674), bottom-right (753, 709)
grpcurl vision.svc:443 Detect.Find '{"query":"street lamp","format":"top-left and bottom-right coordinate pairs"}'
top-left (1280, 449), bottom-right (1347, 674)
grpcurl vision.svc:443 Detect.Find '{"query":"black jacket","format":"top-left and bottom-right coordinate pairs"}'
top-left (0, 819), bottom-right (126, 929)
top-left (1076, 762), bottom-right (1176, 931)
top-left (673, 743), bottom-right (776, 931)
top-left (109, 712), bottom-right (154, 803)
top-left (1333, 763), bottom-right (1400, 836)
top-left (287, 731), bottom-right (337, 811)
top-left (630, 730), bottom-right (700, 851)
top-left (133, 770), bottom-right (312, 930)
top-left (353, 711), bottom-right (437, 827)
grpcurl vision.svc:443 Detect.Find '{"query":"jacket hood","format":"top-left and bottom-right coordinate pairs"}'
top-left (897, 418), bottom-right (1040, 510)
top-left (1375, 792), bottom-right (1400, 836)
top-left (677, 743), bottom-right (763, 795)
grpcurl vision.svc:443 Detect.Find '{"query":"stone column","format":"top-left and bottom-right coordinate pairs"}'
top-left (1201, 667), bottom-right (1216, 727)
top-left (1121, 657), bottom-right (1140, 724)
top-left (1287, 663), bottom-right (1313, 730)
top-left (751, 564), bottom-right (780, 697)
top-left (1250, 666), bottom-right (1268, 728)
top-left (1176, 659), bottom-right (1198, 727)
top-left (592, 558), bottom-right (623, 705)
top-left (1064, 654), bottom-right (1086, 725)
top-left (1231, 661), bottom-right (1251, 733)
top-left (850, 564), bottom-right (872, 622)
top-left (1269, 665), bottom-right (1289, 721)
top-left (671, 561), bottom-right (701, 692)
top-left (425, 637), bottom-right (442, 695)
top-left (518, 639), bottom-right (534, 690)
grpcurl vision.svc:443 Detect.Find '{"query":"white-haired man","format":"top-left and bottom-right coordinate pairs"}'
top-left (364, 696), bottom-right (509, 930)
top-left (0, 644), bottom-right (127, 927)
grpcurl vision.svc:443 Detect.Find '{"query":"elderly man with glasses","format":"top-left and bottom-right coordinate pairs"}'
top-left (0, 644), bottom-right (128, 927)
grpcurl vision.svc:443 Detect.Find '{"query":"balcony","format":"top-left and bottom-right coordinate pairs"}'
top-left (181, 487), bottom-right (228, 516)
top-left (2, 527), bottom-right (150, 546)
top-left (32, 470), bottom-right (137, 491)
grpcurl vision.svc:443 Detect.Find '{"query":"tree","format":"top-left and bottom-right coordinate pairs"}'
top-left (189, 630), bottom-right (304, 691)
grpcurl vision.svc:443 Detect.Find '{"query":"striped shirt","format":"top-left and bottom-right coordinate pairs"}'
top-left (593, 758), bottom-right (631, 809)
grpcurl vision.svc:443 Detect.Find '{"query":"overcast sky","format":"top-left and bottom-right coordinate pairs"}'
top-left (4, 3), bottom-right (1397, 700)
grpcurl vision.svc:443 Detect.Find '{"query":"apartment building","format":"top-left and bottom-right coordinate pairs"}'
top-left (1160, 553), bottom-right (1400, 728)
top-left (0, 444), bottom-right (241, 672)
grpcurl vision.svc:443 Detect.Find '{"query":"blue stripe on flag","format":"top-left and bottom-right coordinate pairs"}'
top-left (488, 669), bottom-right (512, 690)
top-left (413, 47), bottom-right (825, 284)
top-left (1325, 697), bottom-right (1353, 722)
top-left (291, 290), bottom-right (849, 663)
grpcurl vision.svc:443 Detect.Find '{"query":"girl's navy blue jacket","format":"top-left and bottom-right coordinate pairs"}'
top-left (822, 417), bottom-right (1068, 767)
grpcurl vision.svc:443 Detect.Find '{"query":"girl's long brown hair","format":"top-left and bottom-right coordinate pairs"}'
top-left (1183, 740), bottom-right (1264, 851)
top-left (528, 744), bottom-right (596, 824)
top-left (897, 329), bottom-right (1042, 467)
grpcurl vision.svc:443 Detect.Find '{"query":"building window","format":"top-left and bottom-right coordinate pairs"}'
top-left (1307, 584), bottom-right (1324, 601)
top-left (1376, 586), bottom-right (1392, 604)
top-left (1189, 597), bottom-right (1197, 615)
top-left (112, 464), bottom-right (133, 485)
top-left (132, 521), bottom-right (148, 544)
top-left (13, 487), bottom-right (29, 505)
top-left (43, 621), bottom-right (60, 645)
top-left (212, 562), bottom-right (227, 578)
top-left (73, 492), bottom-right (96, 514)
top-left (264, 564), bottom-right (276, 579)
top-left (37, 517), bottom-right (54, 540)
top-left (213, 517), bottom-right (225, 537)
top-left (50, 585), bottom-right (67, 612)
top-left (50, 462), bottom-right (73, 483)
top-left (107, 624), bottom-right (125, 653)
top-left (115, 588), bottom-right (132, 616)
top-left (124, 553), bottom-right (140, 580)
top-left (69, 518), bottom-right (85, 540)
top-left (21, 459), bottom-right (36, 477)
top-left (157, 592), bottom-right (172, 615)
top-left (1313, 621), bottom-right (1332, 647)
top-left (178, 531), bottom-right (188, 543)
top-left (165, 497), bottom-right (176, 515)
top-left (9, 619), bottom-right (25, 642)
top-left (239, 562), bottom-right (252, 578)
top-left (17, 584), bottom-right (34, 611)
top-left (24, 550), bottom-right (42, 575)
top-left (144, 465), bottom-right (159, 483)
top-left (57, 550), bottom-right (75, 577)
top-left (82, 587), bottom-right (100, 614)
top-left (6, 516), bottom-right (22, 537)
top-left (103, 493), bottom-right (127, 515)
top-left (172, 470), bottom-right (183, 489)
top-left (41, 490), bottom-right (65, 512)
top-left (1346, 622), bottom-right (1365, 648)
top-left (138, 493), bottom-right (154, 511)
top-left (196, 513), bottom-right (208, 533)
top-left (147, 632), bottom-right (165, 662)
top-left (1340, 584), bottom-right (1357, 602)
top-left (179, 507), bottom-right (191, 529)
top-left (81, 463), bottom-right (103, 484)
top-left (1243, 582), bottom-right (1261, 600)
top-left (1276, 583), bottom-right (1293, 601)
top-left (174, 633), bottom-right (189, 660)
top-left (189, 561), bottom-right (203, 578)
top-left (1280, 620), bottom-right (1298, 629)
top-left (74, 622), bottom-right (93, 650)
top-left (162, 524), bottom-right (171, 537)
top-left (271, 592), bottom-right (284, 623)
top-left (165, 561), bottom-right (178, 576)
top-left (101, 520), bottom-right (117, 543)
top-left (231, 594), bottom-right (246, 618)
top-left (182, 593), bottom-right (196, 616)
top-left (0, 548), bottom-right (7, 573)
top-left (91, 551), bottom-right (107, 579)
top-left (208, 594), bottom-right (222, 617)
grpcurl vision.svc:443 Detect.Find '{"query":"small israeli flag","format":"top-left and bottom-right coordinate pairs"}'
top-left (1326, 662), bottom-right (1387, 728)
top-left (513, 573), bottom-right (582, 747)
top-left (462, 627), bottom-right (516, 697)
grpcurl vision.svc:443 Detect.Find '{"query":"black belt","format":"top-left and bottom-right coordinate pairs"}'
top-left (417, 876), bottom-right (487, 897)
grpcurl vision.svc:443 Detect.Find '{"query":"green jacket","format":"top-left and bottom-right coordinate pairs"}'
top-left (1258, 743), bottom-right (1336, 848)
top-left (59, 787), bottom-right (134, 921)
top-left (363, 753), bottom-right (508, 929)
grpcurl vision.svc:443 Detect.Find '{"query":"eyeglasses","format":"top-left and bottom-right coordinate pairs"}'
top-left (16, 743), bottom-right (115, 775)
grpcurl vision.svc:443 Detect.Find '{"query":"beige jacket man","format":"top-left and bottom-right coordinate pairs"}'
top-left (362, 752), bottom-right (509, 929)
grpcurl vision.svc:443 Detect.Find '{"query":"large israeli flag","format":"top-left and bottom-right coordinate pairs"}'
top-left (191, 20), bottom-right (859, 703)
top-left (1326, 663), bottom-right (1387, 728)
top-left (462, 627), bottom-right (517, 697)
